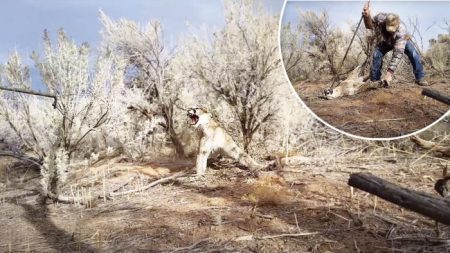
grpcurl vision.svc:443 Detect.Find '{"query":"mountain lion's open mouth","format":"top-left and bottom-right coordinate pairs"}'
top-left (187, 109), bottom-right (199, 125)
top-left (323, 88), bottom-right (333, 95)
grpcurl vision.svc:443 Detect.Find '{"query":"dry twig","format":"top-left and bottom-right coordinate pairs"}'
top-left (169, 238), bottom-right (210, 253)
top-left (108, 171), bottom-right (188, 197)
top-left (258, 232), bottom-right (321, 240)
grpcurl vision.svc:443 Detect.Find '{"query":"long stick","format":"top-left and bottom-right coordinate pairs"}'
top-left (0, 151), bottom-right (42, 167)
top-left (0, 86), bottom-right (55, 98)
top-left (107, 171), bottom-right (187, 197)
top-left (0, 86), bottom-right (57, 108)
top-left (329, 0), bottom-right (369, 90)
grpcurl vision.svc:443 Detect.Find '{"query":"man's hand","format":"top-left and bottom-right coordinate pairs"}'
top-left (362, 1), bottom-right (371, 17)
top-left (362, 1), bottom-right (373, 29)
top-left (382, 70), bottom-right (393, 84)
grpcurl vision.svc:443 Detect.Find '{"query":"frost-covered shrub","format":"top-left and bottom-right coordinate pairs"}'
top-left (176, 0), bottom-right (291, 152)
top-left (427, 34), bottom-right (450, 77)
top-left (100, 11), bottom-right (187, 158)
top-left (0, 29), bottom-right (125, 196)
top-left (281, 10), bottom-right (366, 81)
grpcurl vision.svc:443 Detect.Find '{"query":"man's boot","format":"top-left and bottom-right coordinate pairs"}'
top-left (416, 78), bottom-right (430, 86)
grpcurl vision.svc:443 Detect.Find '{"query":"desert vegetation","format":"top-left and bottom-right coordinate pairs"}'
top-left (0, 0), bottom-right (314, 202)
top-left (0, 0), bottom-right (450, 252)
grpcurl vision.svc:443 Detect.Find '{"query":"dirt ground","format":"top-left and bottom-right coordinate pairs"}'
top-left (294, 78), bottom-right (450, 138)
top-left (2, 148), bottom-right (450, 253)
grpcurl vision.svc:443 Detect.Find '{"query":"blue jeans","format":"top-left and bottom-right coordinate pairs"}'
top-left (371, 40), bottom-right (425, 81)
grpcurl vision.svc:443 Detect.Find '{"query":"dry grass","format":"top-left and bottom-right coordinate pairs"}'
top-left (241, 174), bottom-right (295, 205)
top-left (2, 128), bottom-right (450, 252)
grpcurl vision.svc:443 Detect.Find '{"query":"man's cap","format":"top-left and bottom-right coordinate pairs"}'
top-left (386, 13), bottom-right (400, 33)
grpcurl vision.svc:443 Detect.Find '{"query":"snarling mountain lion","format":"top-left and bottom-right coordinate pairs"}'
top-left (187, 107), bottom-right (264, 175)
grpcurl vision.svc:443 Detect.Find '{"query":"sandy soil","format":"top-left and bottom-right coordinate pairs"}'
top-left (294, 78), bottom-right (450, 138)
top-left (1, 150), bottom-right (450, 253)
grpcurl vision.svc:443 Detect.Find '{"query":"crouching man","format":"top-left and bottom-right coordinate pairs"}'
top-left (363, 3), bottom-right (429, 86)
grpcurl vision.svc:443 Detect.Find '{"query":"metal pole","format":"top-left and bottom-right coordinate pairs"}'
top-left (329, 16), bottom-right (364, 90)
top-left (0, 86), bottom-right (57, 108)
top-left (329, 0), bottom-right (370, 90)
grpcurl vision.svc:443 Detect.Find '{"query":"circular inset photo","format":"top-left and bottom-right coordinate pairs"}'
top-left (280, 1), bottom-right (450, 139)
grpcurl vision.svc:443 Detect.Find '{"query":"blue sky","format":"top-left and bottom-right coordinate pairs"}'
top-left (0, 0), bottom-right (283, 89)
top-left (282, 1), bottom-right (450, 51)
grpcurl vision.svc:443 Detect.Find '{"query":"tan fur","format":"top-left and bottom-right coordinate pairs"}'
top-left (324, 67), bottom-right (380, 99)
top-left (187, 107), bottom-right (263, 175)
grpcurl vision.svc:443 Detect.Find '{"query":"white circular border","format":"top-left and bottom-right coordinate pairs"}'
top-left (278, 0), bottom-right (450, 141)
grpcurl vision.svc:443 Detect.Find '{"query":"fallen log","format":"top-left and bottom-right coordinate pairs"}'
top-left (348, 172), bottom-right (450, 225)
top-left (422, 88), bottom-right (450, 105)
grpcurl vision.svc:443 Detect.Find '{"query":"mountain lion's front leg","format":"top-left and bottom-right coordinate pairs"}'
top-left (195, 138), bottom-right (213, 175)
